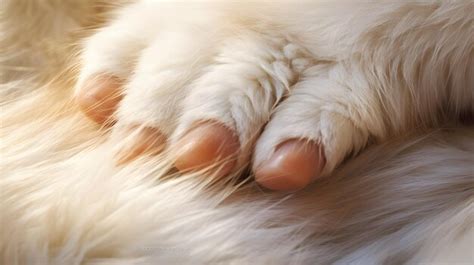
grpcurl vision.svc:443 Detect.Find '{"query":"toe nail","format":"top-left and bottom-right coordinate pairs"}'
top-left (174, 122), bottom-right (239, 177)
top-left (255, 139), bottom-right (325, 191)
top-left (76, 75), bottom-right (123, 125)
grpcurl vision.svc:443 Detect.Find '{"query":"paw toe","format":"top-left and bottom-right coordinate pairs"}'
top-left (173, 121), bottom-right (240, 178)
top-left (115, 126), bottom-right (167, 165)
top-left (75, 75), bottom-right (123, 125)
top-left (255, 139), bottom-right (325, 191)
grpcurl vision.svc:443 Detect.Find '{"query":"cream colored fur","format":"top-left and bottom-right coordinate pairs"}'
top-left (1, 1), bottom-right (473, 264)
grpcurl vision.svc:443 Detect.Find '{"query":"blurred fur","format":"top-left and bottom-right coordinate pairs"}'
top-left (1, 1), bottom-right (473, 264)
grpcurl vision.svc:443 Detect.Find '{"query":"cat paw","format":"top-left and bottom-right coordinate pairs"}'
top-left (75, 2), bottom-right (381, 191)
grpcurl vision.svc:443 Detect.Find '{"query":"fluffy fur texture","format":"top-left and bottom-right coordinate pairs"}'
top-left (1, 1), bottom-right (473, 264)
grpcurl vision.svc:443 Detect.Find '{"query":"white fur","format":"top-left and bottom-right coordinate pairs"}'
top-left (1, 0), bottom-right (473, 264)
